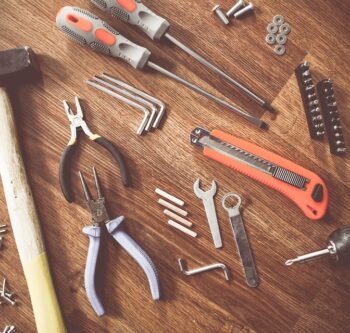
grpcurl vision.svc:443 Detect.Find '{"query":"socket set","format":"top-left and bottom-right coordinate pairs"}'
top-left (317, 79), bottom-right (346, 155)
top-left (295, 61), bottom-right (325, 139)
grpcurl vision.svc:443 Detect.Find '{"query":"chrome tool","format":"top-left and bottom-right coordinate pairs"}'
top-left (59, 96), bottom-right (130, 202)
top-left (87, 73), bottom-right (166, 133)
top-left (79, 168), bottom-right (160, 316)
top-left (56, 6), bottom-right (266, 128)
top-left (190, 127), bottom-right (329, 220)
top-left (222, 193), bottom-right (259, 287)
top-left (91, 0), bottom-right (273, 113)
top-left (193, 179), bottom-right (222, 248)
top-left (285, 225), bottom-right (350, 266)
top-left (178, 258), bottom-right (230, 281)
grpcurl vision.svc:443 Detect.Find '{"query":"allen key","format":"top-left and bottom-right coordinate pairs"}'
top-left (87, 79), bottom-right (150, 135)
top-left (101, 73), bottom-right (166, 128)
top-left (178, 258), bottom-right (230, 281)
top-left (87, 75), bottom-right (166, 135)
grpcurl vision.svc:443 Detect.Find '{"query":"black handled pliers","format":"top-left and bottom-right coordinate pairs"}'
top-left (59, 96), bottom-right (131, 202)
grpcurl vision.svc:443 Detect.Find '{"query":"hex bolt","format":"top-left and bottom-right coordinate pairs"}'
top-left (226, 0), bottom-right (245, 18)
top-left (233, 2), bottom-right (254, 18)
top-left (212, 5), bottom-right (230, 25)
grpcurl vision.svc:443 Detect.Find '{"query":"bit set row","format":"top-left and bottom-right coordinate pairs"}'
top-left (317, 79), bottom-right (346, 155)
top-left (295, 61), bottom-right (325, 139)
top-left (265, 15), bottom-right (291, 56)
top-left (296, 62), bottom-right (346, 155)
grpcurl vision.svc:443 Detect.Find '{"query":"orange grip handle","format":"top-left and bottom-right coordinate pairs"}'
top-left (204, 130), bottom-right (328, 220)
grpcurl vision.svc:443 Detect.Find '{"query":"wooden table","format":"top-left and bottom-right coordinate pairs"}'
top-left (1, 0), bottom-right (349, 332)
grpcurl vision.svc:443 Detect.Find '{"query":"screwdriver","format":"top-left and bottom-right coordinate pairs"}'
top-left (285, 225), bottom-right (350, 266)
top-left (91, 0), bottom-right (274, 113)
top-left (56, 6), bottom-right (266, 128)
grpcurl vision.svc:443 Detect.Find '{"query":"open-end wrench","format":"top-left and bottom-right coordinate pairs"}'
top-left (222, 193), bottom-right (259, 287)
top-left (193, 179), bottom-right (222, 248)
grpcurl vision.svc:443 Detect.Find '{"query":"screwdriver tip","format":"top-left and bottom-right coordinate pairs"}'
top-left (285, 259), bottom-right (295, 266)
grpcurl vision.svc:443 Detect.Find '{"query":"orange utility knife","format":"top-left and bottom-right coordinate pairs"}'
top-left (190, 127), bottom-right (328, 220)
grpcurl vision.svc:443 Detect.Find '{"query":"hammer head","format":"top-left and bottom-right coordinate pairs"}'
top-left (0, 46), bottom-right (39, 86)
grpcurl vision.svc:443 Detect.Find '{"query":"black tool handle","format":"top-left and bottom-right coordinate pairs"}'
top-left (93, 137), bottom-right (131, 187)
top-left (329, 225), bottom-right (350, 262)
top-left (59, 144), bottom-right (77, 203)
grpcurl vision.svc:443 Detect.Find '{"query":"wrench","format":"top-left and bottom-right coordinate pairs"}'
top-left (222, 193), bottom-right (259, 287)
top-left (193, 179), bottom-right (222, 248)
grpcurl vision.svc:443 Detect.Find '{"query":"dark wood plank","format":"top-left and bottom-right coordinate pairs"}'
top-left (0, 0), bottom-right (349, 332)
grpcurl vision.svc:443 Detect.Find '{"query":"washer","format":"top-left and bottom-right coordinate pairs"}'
top-left (265, 33), bottom-right (276, 45)
top-left (279, 23), bottom-right (291, 34)
top-left (274, 44), bottom-right (286, 56)
top-left (276, 34), bottom-right (287, 45)
top-left (273, 15), bottom-right (284, 26)
top-left (267, 23), bottom-right (278, 34)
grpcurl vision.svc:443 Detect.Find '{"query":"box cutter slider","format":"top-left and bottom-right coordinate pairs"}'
top-left (79, 168), bottom-right (160, 316)
top-left (190, 128), bottom-right (328, 220)
top-left (59, 96), bottom-right (131, 203)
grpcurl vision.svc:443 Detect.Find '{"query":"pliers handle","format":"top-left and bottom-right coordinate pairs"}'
top-left (83, 217), bottom-right (160, 316)
top-left (59, 97), bottom-right (131, 203)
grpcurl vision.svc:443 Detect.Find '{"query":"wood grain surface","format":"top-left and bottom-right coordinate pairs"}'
top-left (0, 0), bottom-right (349, 332)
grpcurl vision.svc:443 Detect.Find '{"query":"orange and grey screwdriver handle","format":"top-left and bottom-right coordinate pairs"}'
top-left (191, 128), bottom-right (329, 220)
top-left (91, 0), bottom-right (170, 40)
top-left (56, 6), bottom-right (151, 69)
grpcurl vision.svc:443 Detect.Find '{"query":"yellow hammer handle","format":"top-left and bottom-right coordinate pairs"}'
top-left (0, 87), bottom-right (66, 332)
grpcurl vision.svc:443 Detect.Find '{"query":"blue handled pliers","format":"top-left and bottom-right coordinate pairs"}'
top-left (79, 167), bottom-right (160, 316)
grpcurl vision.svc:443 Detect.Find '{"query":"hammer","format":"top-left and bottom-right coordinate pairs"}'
top-left (0, 47), bottom-right (66, 332)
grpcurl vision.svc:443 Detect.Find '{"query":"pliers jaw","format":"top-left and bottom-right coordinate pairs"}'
top-left (63, 96), bottom-right (95, 145)
top-left (79, 168), bottom-right (109, 226)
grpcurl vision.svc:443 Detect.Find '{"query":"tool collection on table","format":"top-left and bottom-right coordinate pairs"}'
top-left (0, 0), bottom-right (349, 331)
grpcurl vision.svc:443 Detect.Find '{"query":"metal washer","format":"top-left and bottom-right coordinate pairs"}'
top-left (279, 23), bottom-right (291, 34)
top-left (276, 34), bottom-right (287, 45)
top-left (273, 15), bottom-right (284, 26)
top-left (274, 44), bottom-right (286, 56)
top-left (265, 33), bottom-right (276, 45)
top-left (267, 22), bottom-right (278, 34)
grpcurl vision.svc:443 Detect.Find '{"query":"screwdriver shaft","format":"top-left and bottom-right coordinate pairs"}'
top-left (164, 33), bottom-right (272, 112)
top-left (147, 61), bottom-right (266, 128)
top-left (285, 247), bottom-right (331, 266)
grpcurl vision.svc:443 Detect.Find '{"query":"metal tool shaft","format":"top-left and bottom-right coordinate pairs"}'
top-left (164, 33), bottom-right (271, 111)
top-left (229, 214), bottom-right (259, 287)
top-left (147, 61), bottom-right (266, 128)
top-left (222, 193), bottom-right (259, 287)
top-left (285, 247), bottom-right (331, 266)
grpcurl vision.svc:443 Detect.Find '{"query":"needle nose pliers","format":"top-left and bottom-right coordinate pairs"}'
top-left (79, 167), bottom-right (160, 316)
top-left (59, 96), bottom-right (131, 202)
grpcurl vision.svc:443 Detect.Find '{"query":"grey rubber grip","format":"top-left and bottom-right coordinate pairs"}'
top-left (56, 6), bottom-right (151, 69)
top-left (91, 0), bottom-right (170, 40)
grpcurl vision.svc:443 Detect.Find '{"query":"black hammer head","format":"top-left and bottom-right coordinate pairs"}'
top-left (0, 46), bottom-right (39, 86)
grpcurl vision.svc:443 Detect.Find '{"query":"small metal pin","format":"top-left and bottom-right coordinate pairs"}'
top-left (212, 5), bottom-right (230, 25)
top-left (233, 2), bottom-right (254, 18)
top-left (226, 0), bottom-right (245, 18)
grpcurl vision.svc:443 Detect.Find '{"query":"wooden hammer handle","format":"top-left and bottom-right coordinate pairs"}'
top-left (0, 87), bottom-right (66, 332)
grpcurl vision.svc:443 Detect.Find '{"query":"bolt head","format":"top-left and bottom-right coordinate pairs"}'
top-left (212, 4), bottom-right (221, 12)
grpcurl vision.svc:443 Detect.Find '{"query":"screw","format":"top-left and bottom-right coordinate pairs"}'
top-left (226, 0), bottom-right (245, 18)
top-left (233, 2), bottom-right (254, 18)
top-left (212, 5), bottom-right (230, 25)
